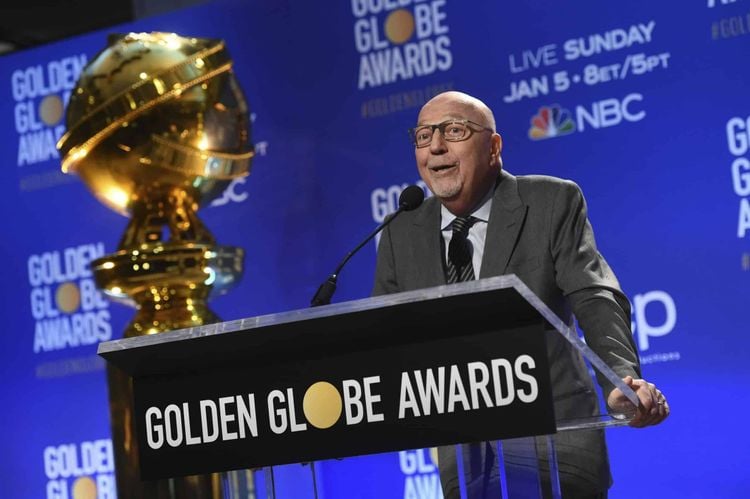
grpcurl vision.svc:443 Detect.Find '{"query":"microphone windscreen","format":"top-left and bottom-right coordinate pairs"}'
top-left (399, 185), bottom-right (425, 211)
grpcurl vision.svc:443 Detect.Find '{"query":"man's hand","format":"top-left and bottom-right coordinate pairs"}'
top-left (607, 376), bottom-right (670, 428)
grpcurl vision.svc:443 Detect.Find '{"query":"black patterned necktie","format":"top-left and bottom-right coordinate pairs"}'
top-left (446, 216), bottom-right (477, 284)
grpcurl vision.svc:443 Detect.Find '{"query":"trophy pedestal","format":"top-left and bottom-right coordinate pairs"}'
top-left (92, 243), bottom-right (243, 336)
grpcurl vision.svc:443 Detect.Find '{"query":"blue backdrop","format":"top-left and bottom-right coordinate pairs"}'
top-left (1, 0), bottom-right (748, 497)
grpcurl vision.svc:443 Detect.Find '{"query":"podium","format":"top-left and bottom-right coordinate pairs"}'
top-left (98, 275), bottom-right (639, 498)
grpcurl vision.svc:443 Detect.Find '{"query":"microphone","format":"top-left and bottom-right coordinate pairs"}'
top-left (310, 185), bottom-right (425, 307)
top-left (396, 184), bottom-right (425, 211)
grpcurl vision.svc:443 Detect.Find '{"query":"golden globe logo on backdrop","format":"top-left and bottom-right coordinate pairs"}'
top-left (352, 0), bottom-right (453, 90)
top-left (11, 54), bottom-right (87, 168)
top-left (398, 449), bottom-right (442, 499)
top-left (27, 242), bottom-right (112, 355)
top-left (726, 113), bottom-right (750, 240)
top-left (43, 438), bottom-right (116, 499)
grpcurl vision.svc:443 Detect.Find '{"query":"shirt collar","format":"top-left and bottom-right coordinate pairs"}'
top-left (440, 185), bottom-right (494, 231)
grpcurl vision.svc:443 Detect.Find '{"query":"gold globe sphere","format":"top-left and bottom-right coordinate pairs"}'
top-left (58, 32), bottom-right (253, 216)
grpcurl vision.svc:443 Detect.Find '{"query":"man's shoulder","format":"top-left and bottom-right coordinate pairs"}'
top-left (513, 172), bottom-right (579, 190)
top-left (506, 171), bottom-right (583, 202)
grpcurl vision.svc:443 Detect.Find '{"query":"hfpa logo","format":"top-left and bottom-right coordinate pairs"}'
top-left (631, 290), bottom-right (676, 351)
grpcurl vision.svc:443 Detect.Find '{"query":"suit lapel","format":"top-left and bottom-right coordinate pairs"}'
top-left (411, 197), bottom-right (447, 288)
top-left (479, 171), bottom-right (528, 278)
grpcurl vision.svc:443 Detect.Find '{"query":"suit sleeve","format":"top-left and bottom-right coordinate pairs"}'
top-left (549, 180), bottom-right (641, 397)
top-left (372, 223), bottom-right (400, 296)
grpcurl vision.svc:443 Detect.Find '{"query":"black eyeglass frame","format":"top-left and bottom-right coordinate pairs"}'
top-left (408, 119), bottom-right (494, 148)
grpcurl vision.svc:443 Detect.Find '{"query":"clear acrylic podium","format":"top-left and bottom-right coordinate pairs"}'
top-left (98, 275), bottom-right (639, 499)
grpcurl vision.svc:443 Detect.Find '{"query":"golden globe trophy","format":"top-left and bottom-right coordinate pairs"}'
top-left (57, 32), bottom-right (254, 498)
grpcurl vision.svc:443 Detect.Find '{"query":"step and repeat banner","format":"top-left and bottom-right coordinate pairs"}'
top-left (0, 0), bottom-right (748, 497)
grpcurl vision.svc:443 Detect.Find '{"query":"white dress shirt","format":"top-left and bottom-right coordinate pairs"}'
top-left (440, 187), bottom-right (494, 278)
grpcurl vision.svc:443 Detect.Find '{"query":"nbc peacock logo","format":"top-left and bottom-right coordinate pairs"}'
top-left (528, 104), bottom-right (576, 140)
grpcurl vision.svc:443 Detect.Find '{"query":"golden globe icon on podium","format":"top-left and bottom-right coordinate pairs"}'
top-left (57, 32), bottom-right (254, 498)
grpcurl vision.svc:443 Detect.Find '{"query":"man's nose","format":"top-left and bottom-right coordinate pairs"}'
top-left (428, 129), bottom-right (448, 153)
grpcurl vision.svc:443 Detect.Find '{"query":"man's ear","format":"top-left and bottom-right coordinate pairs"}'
top-left (490, 133), bottom-right (503, 166)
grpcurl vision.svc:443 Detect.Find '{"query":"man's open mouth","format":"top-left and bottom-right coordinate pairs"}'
top-left (430, 164), bottom-right (456, 172)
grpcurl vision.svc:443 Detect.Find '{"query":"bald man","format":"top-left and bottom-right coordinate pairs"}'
top-left (373, 91), bottom-right (668, 498)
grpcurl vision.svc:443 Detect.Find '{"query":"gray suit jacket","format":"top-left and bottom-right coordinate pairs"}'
top-left (373, 170), bottom-right (640, 496)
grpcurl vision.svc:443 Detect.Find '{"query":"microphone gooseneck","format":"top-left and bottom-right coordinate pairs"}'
top-left (310, 185), bottom-right (425, 307)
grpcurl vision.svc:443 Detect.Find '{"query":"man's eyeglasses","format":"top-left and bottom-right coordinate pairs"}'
top-left (408, 120), bottom-right (494, 148)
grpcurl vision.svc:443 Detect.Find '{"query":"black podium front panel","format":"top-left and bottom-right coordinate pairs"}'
top-left (99, 276), bottom-right (556, 479)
